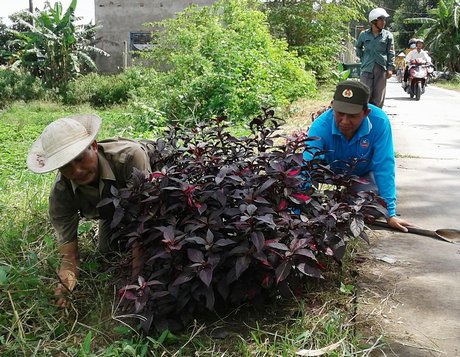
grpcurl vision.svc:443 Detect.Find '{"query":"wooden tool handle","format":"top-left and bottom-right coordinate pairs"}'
top-left (370, 220), bottom-right (438, 238)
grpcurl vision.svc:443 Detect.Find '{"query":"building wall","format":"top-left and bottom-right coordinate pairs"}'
top-left (95, 0), bottom-right (216, 73)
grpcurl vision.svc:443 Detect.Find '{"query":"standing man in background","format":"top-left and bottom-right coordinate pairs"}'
top-left (356, 7), bottom-right (395, 108)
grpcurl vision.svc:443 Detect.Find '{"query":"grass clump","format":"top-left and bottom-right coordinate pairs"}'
top-left (432, 76), bottom-right (460, 92)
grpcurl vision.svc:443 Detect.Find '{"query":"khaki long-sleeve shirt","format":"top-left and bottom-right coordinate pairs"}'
top-left (48, 139), bottom-right (151, 245)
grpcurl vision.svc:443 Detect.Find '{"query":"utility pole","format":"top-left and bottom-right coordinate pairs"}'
top-left (29, 0), bottom-right (34, 26)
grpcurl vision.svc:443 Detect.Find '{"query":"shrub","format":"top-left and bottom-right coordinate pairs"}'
top-left (0, 68), bottom-right (45, 107)
top-left (297, 44), bottom-right (340, 83)
top-left (262, 0), bottom-right (362, 83)
top-left (133, 0), bottom-right (316, 126)
top-left (64, 72), bottom-right (135, 107)
top-left (99, 109), bottom-right (386, 333)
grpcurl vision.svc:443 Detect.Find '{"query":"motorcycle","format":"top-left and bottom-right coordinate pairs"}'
top-left (404, 58), bottom-right (434, 101)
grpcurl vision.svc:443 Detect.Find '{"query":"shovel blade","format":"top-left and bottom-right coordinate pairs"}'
top-left (435, 229), bottom-right (460, 243)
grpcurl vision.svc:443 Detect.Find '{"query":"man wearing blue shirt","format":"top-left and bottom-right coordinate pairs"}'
top-left (304, 80), bottom-right (410, 232)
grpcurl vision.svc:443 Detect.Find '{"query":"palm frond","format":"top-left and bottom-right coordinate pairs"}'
top-left (403, 17), bottom-right (436, 25)
top-left (78, 45), bottom-right (110, 57)
top-left (75, 51), bottom-right (97, 70)
top-left (454, 3), bottom-right (460, 28)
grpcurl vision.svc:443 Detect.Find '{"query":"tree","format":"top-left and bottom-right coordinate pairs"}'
top-left (261, 0), bottom-right (373, 82)
top-left (405, 0), bottom-right (460, 72)
top-left (390, 0), bottom-right (437, 50)
top-left (0, 12), bottom-right (32, 66)
top-left (5, 0), bottom-right (107, 89)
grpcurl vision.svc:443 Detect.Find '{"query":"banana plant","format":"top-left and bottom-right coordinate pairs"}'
top-left (6, 0), bottom-right (108, 89)
top-left (404, 0), bottom-right (460, 72)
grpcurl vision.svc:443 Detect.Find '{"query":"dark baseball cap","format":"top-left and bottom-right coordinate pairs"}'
top-left (332, 80), bottom-right (370, 114)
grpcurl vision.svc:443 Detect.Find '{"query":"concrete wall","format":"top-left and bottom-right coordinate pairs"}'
top-left (95, 0), bottom-right (216, 73)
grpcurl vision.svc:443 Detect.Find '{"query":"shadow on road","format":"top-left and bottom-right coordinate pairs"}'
top-left (385, 96), bottom-right (413, 101)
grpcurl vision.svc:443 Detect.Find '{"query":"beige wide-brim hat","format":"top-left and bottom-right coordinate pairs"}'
top-left (27, 114), bottom-right (101, 173)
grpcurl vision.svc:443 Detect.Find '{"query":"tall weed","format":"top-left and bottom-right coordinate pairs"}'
top-left (64, 72), bottom-right (135, 107)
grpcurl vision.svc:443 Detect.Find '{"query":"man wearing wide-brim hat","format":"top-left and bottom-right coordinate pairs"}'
top-left (303, 80), bottom-right (412, 232)
top-left (27, 114), bottom-right (151, 306)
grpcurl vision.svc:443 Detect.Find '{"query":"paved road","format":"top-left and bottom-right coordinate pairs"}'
top-left (357, 78), bottom-right (460, 356)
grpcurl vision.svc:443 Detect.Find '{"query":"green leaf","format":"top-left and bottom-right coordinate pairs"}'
top-left (52, 322), bottom-right (66, 338)
top-left (81, 331), bottom-right (92, 354)
top-left (122, 345), bottom-right (137, 356)
top-left (112, 325), bottom-right (133, 336)
top-left (78, 221), bottom-right (94, 234)
top-left (157, 329), bottom-right (170, 344)
top-left (340, 282), bottom-right (354, 295)
top-left (340, 69), bottom-right (350, 80)
top-left (57, 0), bottom-right (77, 32)
top-left (43, 234), bottom-right (55, 248)
top-left (0, 266), bottom-right (9, 285)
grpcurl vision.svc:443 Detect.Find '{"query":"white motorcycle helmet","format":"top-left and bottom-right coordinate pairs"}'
top-left (368, 8), bottom-right (390, 22)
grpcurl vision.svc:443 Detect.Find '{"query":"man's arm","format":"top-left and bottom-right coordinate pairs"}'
top-left (355, 32), bottom-right (364, 60)
top-left (55, 240), bottom-right (79, 307)
top-left (369, 111), bottom-right (396, 215)
top-left (370, 111), bottom-right (411, 232)
top-left (386, 33), bottom-right (395, 78)
top-left (423, 51), bottom-right (432, 63)
top-left (405, 50), bottom-right (416, 64)
top-left (386, 33), bottom-right (395, 69)
top-left (49, 176), bottom-right (81, 305)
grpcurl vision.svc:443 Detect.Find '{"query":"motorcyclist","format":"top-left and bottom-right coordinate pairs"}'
top-left (405, 38), bottom-right (417, 55)
top-left (403, 39), bottom-right (432, 87)
top-left (399, 38), bottom-right (416, 87)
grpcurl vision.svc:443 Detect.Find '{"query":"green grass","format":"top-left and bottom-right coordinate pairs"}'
top-left (0, 99), bottom-right (384, 356)
top-left (432, 78), bottom-right (460, 92)
top-left (394, 152), bottom-right (420, 158)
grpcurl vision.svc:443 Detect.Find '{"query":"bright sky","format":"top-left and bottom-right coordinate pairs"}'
top-left (0, 0), bottom-right (95, 24)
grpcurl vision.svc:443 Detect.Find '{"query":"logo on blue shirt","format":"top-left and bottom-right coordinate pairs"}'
top-left (360, 138), bottom-right (369, 149)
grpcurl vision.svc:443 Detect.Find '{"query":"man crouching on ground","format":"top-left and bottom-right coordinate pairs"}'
top-left (303, 80), bottom-right (411, 232)
top-left (27, 114), bottom-right (151, 306)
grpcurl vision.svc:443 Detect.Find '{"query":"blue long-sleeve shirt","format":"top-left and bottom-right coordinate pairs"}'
top-left (303, 105), bottom-right (396, 217)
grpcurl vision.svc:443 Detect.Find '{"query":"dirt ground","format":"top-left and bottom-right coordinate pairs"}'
top-left (356, 229), bottom-right (460, 356)
top-left (353, 79), bottom-right (460, 357)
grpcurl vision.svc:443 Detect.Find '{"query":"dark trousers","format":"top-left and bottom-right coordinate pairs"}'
top-left (360, 64), bottom-right (387, 108)
top-left (403, 66), bottom-right (409, 82)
